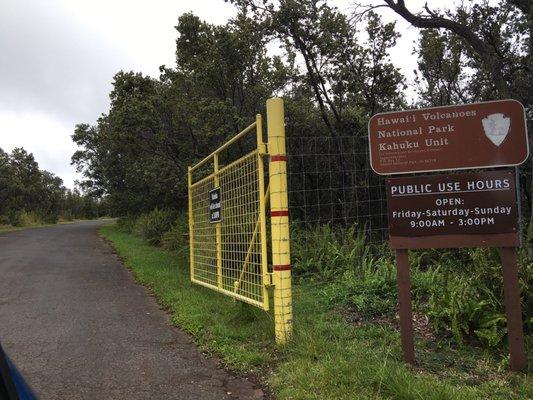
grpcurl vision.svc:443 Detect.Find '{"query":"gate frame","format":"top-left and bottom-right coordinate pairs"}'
top-left (187, 97), bottom-right (293, 344)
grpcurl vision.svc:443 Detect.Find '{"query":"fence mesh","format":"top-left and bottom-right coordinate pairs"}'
top-left (287, 135), bottom-right (388, 243)
top-left (219, 152), bottom-right (265, 304)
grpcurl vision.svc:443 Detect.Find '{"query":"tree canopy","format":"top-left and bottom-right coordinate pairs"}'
top-left (71, 0), bottom-right (531, 225)
top-left (0, 147), bottom-right (103, 225)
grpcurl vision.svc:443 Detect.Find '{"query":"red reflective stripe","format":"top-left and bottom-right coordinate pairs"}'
top-left (271, 210), bottom-right (289, 217)
top-left (270, 155), bottom-right (287, 162)
top-left (273, 264), bottom-right (291, 271)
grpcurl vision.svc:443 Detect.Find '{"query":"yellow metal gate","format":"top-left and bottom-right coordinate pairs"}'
top-left (188, 98), bottom-right (293, 343)
top-left (188, 115), bottom-right (269, 310)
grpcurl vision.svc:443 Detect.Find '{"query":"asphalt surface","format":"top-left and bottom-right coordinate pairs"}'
top-left (0, 221), bottom-right (263, 400)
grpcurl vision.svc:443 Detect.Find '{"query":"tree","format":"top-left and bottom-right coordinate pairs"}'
top-left (231, 0), bottom-right (406, 134)
top-left (9, 148), bottom-right (43, 214)
top-left (72, 12), bottom-right (290, 216)
top-left (0, 147), bottom-right (100, 225)
top-left (382, 1), bottom-right (530, 99)
top-left (0, 148), bottom-right (14, 218)
top-left (413, 29), bottom-right (471, 106)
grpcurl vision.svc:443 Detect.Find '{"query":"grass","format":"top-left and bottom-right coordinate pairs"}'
top-left (0, 218), bottom-right (114, 233)
top-left (0, 222), bottom-right (60, 233)
top-left (100, 223), bottom-right (532, 400)
top-left (0, 225), bottom-right (27, 233)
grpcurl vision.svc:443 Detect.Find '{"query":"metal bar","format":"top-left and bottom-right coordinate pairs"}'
top-left (395, 249), bottom-right (415, 365)
top-left (256, 114), bottom-right (270, 311)
top-left (192, 278), bottom-right (267, 310)
top-left (233, 218), bottom-right (260, 292)
top-left (188, 166), bottom-right (195, 281)
top-left (190, 121), bottom-right (257, 172)
top-left (500, 247), bottom-right (527, 371)
top-left (191, 150), bottom-right (258, 188)
top-left (214, 154), bottom-right (223, 289)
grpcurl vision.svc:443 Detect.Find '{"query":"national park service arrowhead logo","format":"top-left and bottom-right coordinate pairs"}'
top-left (482, 113), bottom-right (510, 146)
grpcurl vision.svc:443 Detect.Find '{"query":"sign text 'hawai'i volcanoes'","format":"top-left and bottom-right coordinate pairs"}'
top-left (368, 100), bottom-right (528, 175)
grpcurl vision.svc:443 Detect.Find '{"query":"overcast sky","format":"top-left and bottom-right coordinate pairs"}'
top-left (0, 0), bottom-right (428, 189)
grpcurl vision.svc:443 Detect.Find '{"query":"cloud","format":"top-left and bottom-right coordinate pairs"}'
top-left (0, 0), bottom-right (238, 123)
top-left (0, 0), bottom-right (124, 123)
top-left (0, 0), bottom-right (459, 189)
top-left (0, 0), bottom-right (236, 188)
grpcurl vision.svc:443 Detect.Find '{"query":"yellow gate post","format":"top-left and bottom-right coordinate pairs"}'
top-left (267, 97), bottom-right (293, 344)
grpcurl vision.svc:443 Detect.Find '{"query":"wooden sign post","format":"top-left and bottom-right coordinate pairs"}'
top-left (395, 247), bottom-right (526, 370)
top-left (368, 100), bottom-right (529, 372)
top-left (500, 248), bottom-right (527, 371)
top-left (395, 248), bottom-right (415, 364)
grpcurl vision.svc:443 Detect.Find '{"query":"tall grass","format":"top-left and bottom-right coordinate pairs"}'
top-left (117, 211), bottom-right (532, 349)
top-left (8, 210), bottom-right (40, 227)
top-left (117, 209), bottom-right (179, 246)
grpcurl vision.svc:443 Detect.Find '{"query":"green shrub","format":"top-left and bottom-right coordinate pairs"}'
top-left (291, 224), bottom-right (374, 281)
top-left (0, 215), bottom-right (10, 225)
top-left (41, 212), bottom-right (59, 224)
top-left (134, 209), bottom-right (177, 245)
top-left (292, 223), bottom-right (532, 348)
top-left (117, 216), bottom-right (138, 233)
top-left (8, 210), bottom-right (39, 227)
top-left (422, 248), bottom-right (532, 347)
top-left (118, 211), bottom-right (187, 248)
top-left (162, 213), bottom-right (189, 252)
top-left (61, 211), bottom-right (74, 221)
top-left (118, 214), bottom-right (532, 349)
top-left (322, 256), bottom-right (398, 318)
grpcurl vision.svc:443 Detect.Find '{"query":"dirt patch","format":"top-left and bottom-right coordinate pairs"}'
top-left (340, 306), bottom-right (436, 341)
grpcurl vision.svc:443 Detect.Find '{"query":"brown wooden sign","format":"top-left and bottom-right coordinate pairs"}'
top-left (386, 170), bottom-right (519, 249)
top-left (369, 100), bottom-right (528, 175)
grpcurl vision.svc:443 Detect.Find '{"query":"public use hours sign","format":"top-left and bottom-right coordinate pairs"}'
top-left (368, 100), bottom-right (528, 174)
top-left (386, 170), bottom-right (519, 249)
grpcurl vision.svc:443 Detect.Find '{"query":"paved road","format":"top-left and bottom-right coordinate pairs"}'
top-left (0, 221), bottom-right (263, 400)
